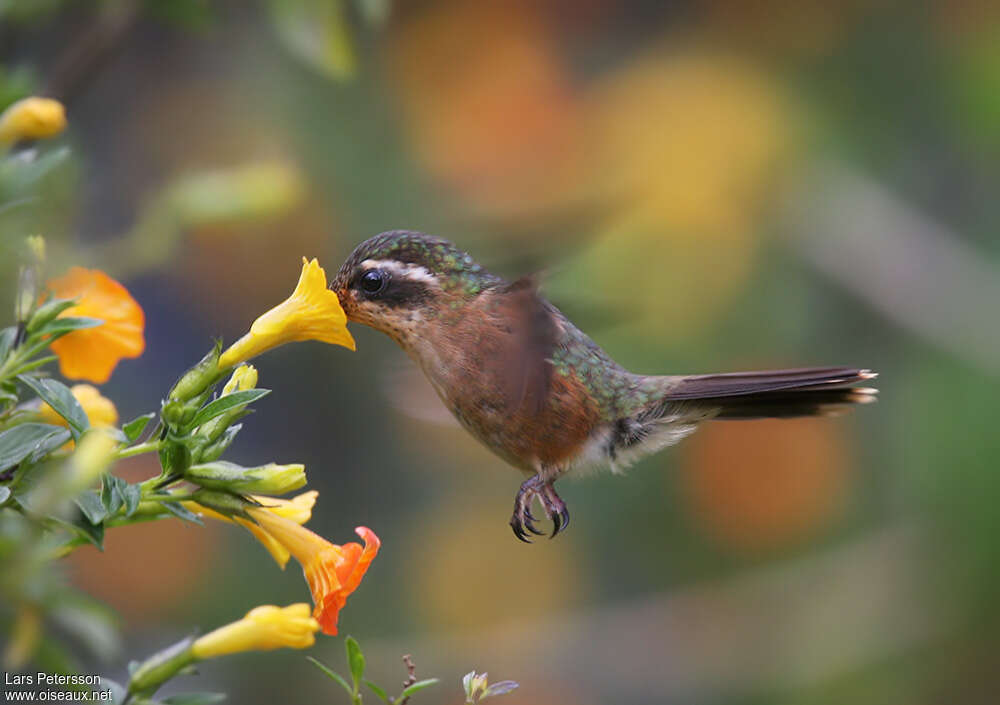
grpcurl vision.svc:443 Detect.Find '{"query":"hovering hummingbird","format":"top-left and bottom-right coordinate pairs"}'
top-left (332, 231), bottom-right (877, 542)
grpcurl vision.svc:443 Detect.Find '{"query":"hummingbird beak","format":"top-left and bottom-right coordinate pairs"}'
top-left (330, 278), bottom-right (356, 321)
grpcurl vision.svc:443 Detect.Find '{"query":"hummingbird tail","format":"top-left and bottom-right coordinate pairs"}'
top-left (663, 366), bottom-right (878, 420)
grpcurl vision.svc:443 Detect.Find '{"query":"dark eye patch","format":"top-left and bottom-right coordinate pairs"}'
top-left (353, 267), bottom-right (433, 308)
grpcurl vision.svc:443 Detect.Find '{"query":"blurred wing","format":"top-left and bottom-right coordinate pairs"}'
top-left (496, 275), bottom-right (558, 418)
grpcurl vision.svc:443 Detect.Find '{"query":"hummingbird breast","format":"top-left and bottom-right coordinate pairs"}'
top-left (405, 288), bottom-right (609, 472)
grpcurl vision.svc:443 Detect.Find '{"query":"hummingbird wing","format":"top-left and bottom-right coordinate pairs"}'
top-left (495, 275), bottom-right (558, 418)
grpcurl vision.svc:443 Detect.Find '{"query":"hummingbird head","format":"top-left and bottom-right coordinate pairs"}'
top-left (332, 231), bottom-right (501, 343)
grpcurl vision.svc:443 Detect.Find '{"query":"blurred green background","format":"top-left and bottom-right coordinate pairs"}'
top-left (2, 0), bottom-right (999, 703)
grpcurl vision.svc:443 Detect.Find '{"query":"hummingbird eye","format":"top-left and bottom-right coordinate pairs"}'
top-left (360, 269), bottom-right (388, 295)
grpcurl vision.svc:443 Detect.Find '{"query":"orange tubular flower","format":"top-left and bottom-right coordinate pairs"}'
top-left (247, 509), bottom-right (379, 635)
top-left (46, 268), bottom-right (145, 383)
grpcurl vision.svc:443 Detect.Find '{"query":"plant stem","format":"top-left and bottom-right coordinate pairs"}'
top-left (116, 441), bottom-right (162, 459)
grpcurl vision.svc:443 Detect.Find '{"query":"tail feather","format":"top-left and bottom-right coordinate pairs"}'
top-left (663, 366), bottom-right (878, 420)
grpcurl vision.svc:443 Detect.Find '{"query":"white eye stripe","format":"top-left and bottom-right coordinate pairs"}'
top-left (360, 259), bottom-right (439, 286)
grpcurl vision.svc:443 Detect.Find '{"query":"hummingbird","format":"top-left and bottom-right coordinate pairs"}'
top-left (332, 231), bottom-right (878, 542)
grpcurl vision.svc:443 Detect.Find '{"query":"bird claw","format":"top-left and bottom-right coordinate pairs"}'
top-left (510, 476), bottom-right (570, 542)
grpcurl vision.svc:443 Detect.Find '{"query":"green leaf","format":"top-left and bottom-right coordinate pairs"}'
top-left (123, 483), bottom-right (142, 517)
top-left (345, 635), bottom-right (365, 687)
top-left (63, 514), bottom-right (104, 549)
top-left (19, 376), bottom-right (89, 439)
top-left (123, 413), bottom-right (156, 442)
top-left (101, 474), bottom-right (125, 515)
top-left (10, 355), bottom-right (57, 376)
top-left (26, 299), bottom-right (77, 333)
top-left (0, 326), bottom-right (16, 362)
top-left (161, 694), bottom-right (227, 705)
top-left (0, 422), bottom-right (71, 473)
top-left (30, 316), bottom-right (103, 338)
top-left (364, 680), bottom-right (390, 703)
top-left (307, 657), bottom-right (353, 696)
top-left (0, 486), bottom-right (10, 504)
top-left (162, 501), bottom-right (203, 525)
top-left (75, 490), bottom-right (108, 524)
top-left (400, 679), bottom-right (440, 698)
top-left (187, 389), bottom-right (270, 429)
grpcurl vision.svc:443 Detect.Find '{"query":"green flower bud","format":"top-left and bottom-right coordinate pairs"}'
top-left (195, 423), bottom-right (242, 463)
top-left (158, 440), bottom-right (192, 476)
top-left (189, 488), bottom-right (254, 519)
top-left (128, 637), bottom-right (195, 696)
top-left (168, 343), bottom-right (224, 402)
top-left (184, 461), bottom-right (306, 495)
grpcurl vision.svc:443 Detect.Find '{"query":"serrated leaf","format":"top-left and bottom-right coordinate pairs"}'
top-left (123, 484), bottom-right (141, 517)
top-left (364, 680), bottom-right (390, 703)
top-left (307, 657), bottom-right (353, 696)
top-left (0, 422), bottom-right (71, 472)
top-left (122, 413), bottom-right (155, 442)
top-left (187, 389), bottom-right (270, 429)
top-left (75, 490), bottom-right (107, 524)
top-left (162, 501), bottom-right (203, 525)
top-left (19, 376), bottom-right (89, 439)
top-left (345, 635), bottom-right (365, 686)
top-left (0, 486), bottom-right (10, 504)
top-left (161, 694), bottom-right (227, 705)
top-left (400, 678), bottom-right (440, 698)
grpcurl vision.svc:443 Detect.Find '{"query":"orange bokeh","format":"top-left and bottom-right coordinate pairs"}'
top-left (680, 418), bottom-right (853, 553)
top-left (46, 267), bottom-right (145, 384)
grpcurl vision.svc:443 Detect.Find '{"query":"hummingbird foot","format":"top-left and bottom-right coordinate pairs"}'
top-left (510, 474), bottom-right (570, 542)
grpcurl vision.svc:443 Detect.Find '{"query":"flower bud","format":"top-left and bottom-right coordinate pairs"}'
top-left (127, 637), bottom-right (195, 696)
top-left (0, 97), bottom-right (66, 144)
top-left (158, 440), bottom-right (192, 476)
top-left (168, 344), bottom-right (224, 402)
top-left (188, 488), bottom-right (254, 520)
top-left (191, 604), bottom-right (318, 659)
top-left (194, 423), bottom-right (241, 462)
top-left (184, 461), bottom-right (306, 495)
top-left (222, 364), bottom-right (258, 395)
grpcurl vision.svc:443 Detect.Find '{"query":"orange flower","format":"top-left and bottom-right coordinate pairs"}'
top-left (247, 509), bottom-right (379, 635)
top-left (46, 268), bottom-right (145, 383)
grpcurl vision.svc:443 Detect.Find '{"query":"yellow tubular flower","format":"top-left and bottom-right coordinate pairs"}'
top-left (221, 364), bottom-right (258, 395)
top-left (247, 510), bottom-right (380, 635)
top-left (38, 384), bottom-right (118, 428)
top-left (186, 491), bottom-right (318, 568)
top-left (219, 258), bottom-right (355, 368)
top-left (191, 604), bottom-right (319, 659)
top-left (0, 97), bottom-right (66, 144)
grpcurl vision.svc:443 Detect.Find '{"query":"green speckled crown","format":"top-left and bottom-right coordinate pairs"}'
top-left (339, 231), bottom-right (502, 294)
